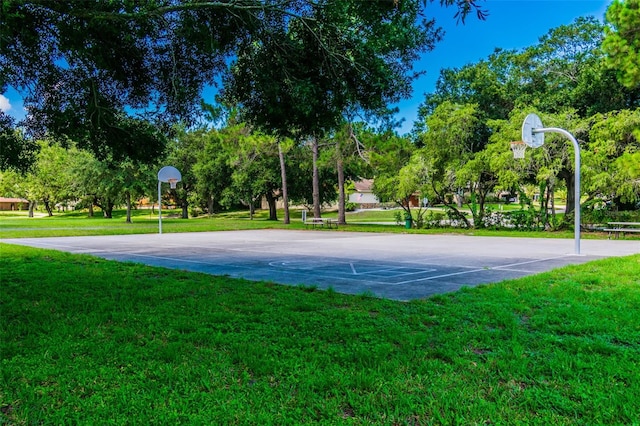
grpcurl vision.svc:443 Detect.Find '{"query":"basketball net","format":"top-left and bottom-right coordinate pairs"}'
top-left (510, 141), bottom-right (527, 159)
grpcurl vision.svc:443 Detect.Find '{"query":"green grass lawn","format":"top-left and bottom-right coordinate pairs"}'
top-left (0, 208), bottom-right (623, 240)
top-left (2, 243), bottom-right (639, 424)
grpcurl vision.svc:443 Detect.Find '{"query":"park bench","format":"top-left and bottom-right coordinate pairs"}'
top-left (603, 222), bottom-right (640, 239)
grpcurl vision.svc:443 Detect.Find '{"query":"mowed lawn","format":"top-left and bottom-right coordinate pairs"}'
top-left (0, 208), bottom-right (613, 240)
top-left (2, 242), bottom-right (639, 424)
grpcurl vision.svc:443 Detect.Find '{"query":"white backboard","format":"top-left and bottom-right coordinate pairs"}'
top-left (522, 113), bottom-right (544, 148)
top-left (158, 166), bottom-right (182, 183)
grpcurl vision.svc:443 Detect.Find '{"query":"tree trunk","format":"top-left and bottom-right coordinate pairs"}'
top-left (477, 191), bottom-right (487, 228)
top-left (278, 141), bottom-right (290, 224)
top-left (28, 200), bottom-right (35, 218)
top-left (103, 199), bottom-right (114, 218)
top-left (176, 190), bottom-right (188, 219)
top-left (432, 183), bottom-right (471, 228)
top-left (103, 201), bottom-right (113, 218)
top-left (266, 191), bottom-right (278, 221)
top-left (249, 200), bottom-right (254, 220)
top-left (336, 143), bottom-right (346, 225)
top-left (207, 194), bottom-right (214, 217)
top-left (401, 197), bottom-right (412, 222)
top-left (455, 192), bottom-right (463, 208)
top-left (550, 184), bottom-right (556, 226)
top-left (88, 202), bottom-right (94, 217)
top-left (125, 191), bottom-right (132, 223)
top-left (541, 180), bottom-right (551, 229)
top-left (561, 169), bottom-right (575, 216)
top-left (43, 198), bottom-right (53, 216)
top-left (312, 136), bottom-right (321, 218)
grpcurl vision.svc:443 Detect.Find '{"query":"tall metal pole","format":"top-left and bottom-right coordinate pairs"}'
top-left (158, 180), bottom-right (162, 235)
top-left (532, 127), bottom-right (581, 255)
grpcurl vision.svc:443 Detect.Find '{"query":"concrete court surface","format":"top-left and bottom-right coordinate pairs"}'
top-left (3, 230), bottom-right (639, 301)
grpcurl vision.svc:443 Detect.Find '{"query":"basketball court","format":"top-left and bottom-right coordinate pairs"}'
top-left (3, 230), bottom-right (639, 300)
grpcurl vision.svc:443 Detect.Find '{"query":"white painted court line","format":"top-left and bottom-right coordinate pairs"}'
top-left (270, 260), bottom-right (435, 276)
top-left (392, 268), bottom-right (487, 285)
top-left (391, 255), bottom-right (571, 285)
top-left (492, 256), bottom-right (572, 270)
top-left (266, 261), bottom-right (432, 284)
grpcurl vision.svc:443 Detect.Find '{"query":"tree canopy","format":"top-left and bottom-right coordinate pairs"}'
top-left (1, 0), bottom-right (486, 169)
top-left (413, 16), bottom-right (640, 228)
top-left (603, 0), bottom-right (640, 89)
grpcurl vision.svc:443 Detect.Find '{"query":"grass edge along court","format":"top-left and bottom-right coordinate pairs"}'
top-left (2, 243), bottom-right (640, 424)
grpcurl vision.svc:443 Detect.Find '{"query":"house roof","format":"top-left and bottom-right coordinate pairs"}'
top-left (353, 179), bottom-right (374, 192)
top-left (0, 197), bottom-right (28, 203)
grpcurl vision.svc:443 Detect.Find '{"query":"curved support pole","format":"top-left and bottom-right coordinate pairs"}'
top-left (533, 127), bottom-right (581, 255)
top-left (158, 180), bottom-right (163, 235)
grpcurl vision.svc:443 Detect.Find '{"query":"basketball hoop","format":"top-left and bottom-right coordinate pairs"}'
top-left (510, 141), bottom-right (527, 159)
top-left (157, 166), bottom-right (182, 234)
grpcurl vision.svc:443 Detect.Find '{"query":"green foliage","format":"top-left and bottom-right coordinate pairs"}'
top-left (420, 210), bottom-right (446, 229)
top-left (0, 112), bottom-right (39, 172)
top-left (22, 141), bottom-right (79, 216)
top-left (582, 199), bottom-right (640, 224)
top-left (583, 109), bottom-right (640, 204)
top-left (418, 49), bottom-right (519, 122)
top-left (345, 201), bottom-right (358, 212)
top-left (417, 101), bottom-right (488, 226)
top-left (191, 129), bottom-right (233, 214)
top-left (416, 16), bottom-right (640, 218)
top-left (1, 0), bottom-right (485, 166)
top-left (603, 0), bottom-right (640, 89)
top-left (224, 0), bottom-right (440, 138)
top-left (369, 133), bottom-right (416, 210)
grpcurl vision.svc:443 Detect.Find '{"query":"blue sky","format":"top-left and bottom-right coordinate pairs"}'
top-left (1, 0), bottom-right (611, 135)
top-left (393, 0), bottom-right (612, 134)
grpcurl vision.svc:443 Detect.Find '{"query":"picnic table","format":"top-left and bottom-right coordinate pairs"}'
top-left (604, 222), bottom-right (640, 239)
top-left (304, 217), bottom-right (338, 229)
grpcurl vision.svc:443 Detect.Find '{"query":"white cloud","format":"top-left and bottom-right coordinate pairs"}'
top-left (0, 94), bottom-right (11, 112)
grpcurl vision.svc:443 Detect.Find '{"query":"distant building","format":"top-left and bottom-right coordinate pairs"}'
top-left (348, 179), bottom-right (381, 208)
top-left (0, 197), bottom-right (28, 211)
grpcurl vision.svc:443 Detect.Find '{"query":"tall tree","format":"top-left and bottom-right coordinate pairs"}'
top-left (485, 108), bottom-right (587, 221)
top-left (285, 143), bottom-right (338, 210)
top-left (72, 153), bottom-right (121, 219)
top-left (221, 0), bottom-right (445, 219)
top-left (192, 130), bottom-right (234, 216)
top-left (24, 141), bottom-right (77, 216)
top-left (583, 109), bottom-right (640, 207)
top-left (369, 132), bottom-right (416, 218)
top-left (215, 123), bottom-right (282, 220)
top-left (0, 112), bottom-right (38, 173)
top-left (417, 101), bottom-right (487, 226)
top-left (603, 0), bottom-right (640, 89)
top-left (327, 122), bottom-right (376, 225)
top-left (1, 0), bottom-right (485, 170)
top-left (164, 128), bottom-right (205, 219)
top-left (418, 48), bottom-right (518, 125)
top-left (277, 139), bottom-right (291, 224)
top-left (516, 16), bottom-right (638, 116)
